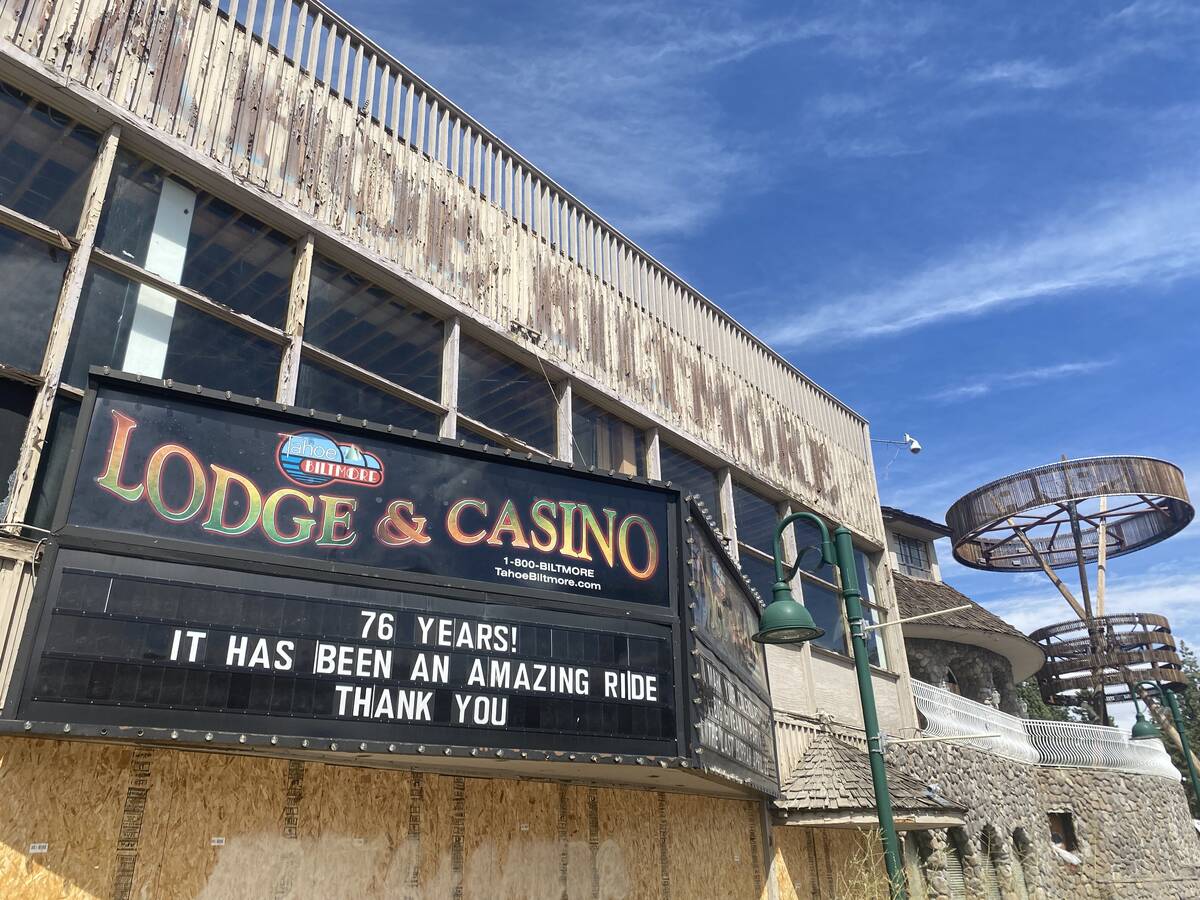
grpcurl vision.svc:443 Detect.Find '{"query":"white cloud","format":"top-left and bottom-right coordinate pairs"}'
top-left (966, 60), bottom-right (1079, 90)
top-left (766, 176), bottom-right (1200, 348)
top-left (350, 2), bottom-right (939, 239)
top-left (928, 359), bottom-right (1116, 403)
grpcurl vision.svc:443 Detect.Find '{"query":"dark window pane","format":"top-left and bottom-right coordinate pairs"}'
top-left (804, 578), bottom-right (846, 655)
top-left (62, 266), bottom-right (280, 396)
top-left (96, 150), bottom-right (292, 326)
top-left (304, 257), bottom-right (442, 399)
top-left (790, 517), bottom-right (838, 585)
top-left (295, 359), bottom-right (440, 434)
top-left (572, 396), bottom-right (644, 476)
top-left (0, 378), bottom-right (35, 519)
top-left (732, 483), bottom-right (778, 555)
top-left (659, 444), bottom-right (718, 514)
top-left (458, 336), bottom-right (555, 451)
top-left (736, 548), bottom-right (775, 605)
top-left (897, 534), bottom-right (931, 578)
top-left (0, 225), bottom-right (68, 372)
top-left (28, 395), bottom-right (80, 529)
top-left (0, 82), bottom-right (99, 233)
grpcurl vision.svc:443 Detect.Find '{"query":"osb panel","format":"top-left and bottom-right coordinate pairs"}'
top-left (131, 748), bottom-right (291, 900)
top-left (595, 784), bottom-right (659, 900)
top-left (664, 794), bottom-right (761, 900)
top-left (461, 777), bottom-right (562, 900)
top-left (288, 759), bottom-right (416, 899)
top-left (0, 736), bottom-right (128, 900)
top-left (0, 738), bottom-right (778, 899)
top-left (771, 826), bottom-right (889, 900)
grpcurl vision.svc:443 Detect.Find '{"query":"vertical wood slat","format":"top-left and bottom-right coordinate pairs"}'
top-left (0, 124), bottom-right (120, 530)
top-left (276, 233), bottom-right (314, 404)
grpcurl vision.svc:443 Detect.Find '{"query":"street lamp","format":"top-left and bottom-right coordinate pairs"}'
top-left (754, 511), bottom-right (907, 900)
top-left (1140, 680), bottom-right (1200, 803)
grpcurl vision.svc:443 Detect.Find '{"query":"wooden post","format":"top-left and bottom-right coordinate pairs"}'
top-left (276, 233), bottom-right (314, 405)
top-left (438, 316), bottom-right (460, 439)
top-left (1096, 495), bottom-right (1108, 617)
top-left (555, 379), bottom-right (572, 462)
top-left (1, 124), bottom-right (120, 533)
top-left (644, 426), bottom-right (661, 481)
top-left (718, 467), bottom-right (738, 559)
top-left (1008, 519), bottom-right (1088, 621)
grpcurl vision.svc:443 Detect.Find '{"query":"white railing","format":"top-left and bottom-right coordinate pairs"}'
top-left (911, 680), bottom-right (1180, 780)
top-left (910, 680), bottom-right (1039, 764)
top-left (1024, 719), bottom-right (1181, 780)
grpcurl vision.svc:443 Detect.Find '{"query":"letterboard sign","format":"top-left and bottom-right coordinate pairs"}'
top-left (18, 549), bottom-right (676, 755)
top-left (60, 382), bottom-right (672, 608)
top-left (685, 511), bottom-right (777, 793)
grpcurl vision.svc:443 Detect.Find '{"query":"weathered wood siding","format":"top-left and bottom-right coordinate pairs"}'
top-left (0, 0), bottom-right (882, 541)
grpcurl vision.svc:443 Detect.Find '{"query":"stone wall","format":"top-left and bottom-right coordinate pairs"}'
top-left (889, 740), bottom-right (1200, 899)
top-left (906, 638), bottom-right (1021, 717)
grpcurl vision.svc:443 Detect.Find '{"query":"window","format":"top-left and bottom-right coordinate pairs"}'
top-left (943, 831), bottom-right (969, 900)
top-left (944, 668), bottom-right (961, 695)
top-left (304, 258), bottom-right (443, 399)
top-left (572, 396), bottom-right (644, 476)
top-left (658, 443), bottom-right (719, 514)
top-left (457, 336), bottom-right (556, 451)
top-left (0, 379), bottom-right (36, 518)
top-left (732, 483), bottom-right (780, 600)
top-left (62, 266), bottom-right (281, 397)
top-left (0, 82), bottom-right (100, 234)
top-left (0, 225), bottom-right (69, 374)
top-left (855, 549), bottom-right (889, 669)
top-left (802, 577), bottom-right (846, 655)
top-left (295, 359), bottom-right (440, 434)
top-left (26, 396), bottom-right (80, 529)
top-left (897, 533), bottom-right (931, 578)
top-left (1047, 811), bottom-right (1078, 852)
top-left (980, 831), bottom-right (1003, 900)
top-left (97, 150), bottom-right (294, 326)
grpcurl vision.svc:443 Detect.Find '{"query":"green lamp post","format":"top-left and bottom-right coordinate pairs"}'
top-left (753, 511), bottom-right (906, 900)
top-left (1140, 680), bottom-right (1200, 804)
top-left (1130, 699), bottom-right (1161, 742)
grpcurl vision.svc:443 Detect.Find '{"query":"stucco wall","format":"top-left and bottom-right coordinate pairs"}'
top-left (890, 740), bottom-right (1200, 899)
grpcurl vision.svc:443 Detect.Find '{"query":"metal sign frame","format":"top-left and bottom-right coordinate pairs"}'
top-left (1, 370), bottom-right (780, 796)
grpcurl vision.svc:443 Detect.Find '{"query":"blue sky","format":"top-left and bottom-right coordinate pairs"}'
top-left (343, 1), bottom-right (1200, 682)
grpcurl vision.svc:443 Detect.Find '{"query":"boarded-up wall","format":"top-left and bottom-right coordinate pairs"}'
top-left (0, 736), bottom-right (770, 900)
top-left (771, 826), bottom-right (889, 900)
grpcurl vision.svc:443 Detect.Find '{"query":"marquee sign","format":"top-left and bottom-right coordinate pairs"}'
top-left (7, 374), bottom-right (778, 796)
top-left (64, 383), bottom-right (669, 607)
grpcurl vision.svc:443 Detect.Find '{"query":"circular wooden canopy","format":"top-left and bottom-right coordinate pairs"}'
top-left (1030, 613), bottom-right (1186, 706)
top-left (947, 456), bottom-right (1193, 571)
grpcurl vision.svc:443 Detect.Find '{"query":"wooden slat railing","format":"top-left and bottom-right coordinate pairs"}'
top-left (0, 0), bottom-right (882, 539)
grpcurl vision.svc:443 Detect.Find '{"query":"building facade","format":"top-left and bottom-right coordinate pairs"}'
top-left (881, 509), bottom-right (1200, 900)
top-left (0, 2), bottom-right (1192, 899)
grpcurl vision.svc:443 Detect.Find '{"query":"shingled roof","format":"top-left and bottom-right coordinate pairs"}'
top-left (893, 572), bottom-right (1045, 680)
top-left (775, 731), bottom-right (965, 827)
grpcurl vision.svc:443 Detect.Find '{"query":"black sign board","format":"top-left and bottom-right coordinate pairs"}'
top-left (19, 549), bottom-right (676, 755)
top-left (62, 383), bottom-right (670, 608)
top-left (685, 513), bottom-right (777, 793)
top-left (7, 375), bottom-right (778, 795)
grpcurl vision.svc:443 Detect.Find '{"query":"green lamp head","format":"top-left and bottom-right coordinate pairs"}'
top-left (753, 581), bottom-right (825, 644)
top-left (1131, 710), bottom-right (1161, 741)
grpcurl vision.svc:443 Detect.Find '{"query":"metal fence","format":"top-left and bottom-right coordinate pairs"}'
top-left (911, 680), bottom-right (1180, 780)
